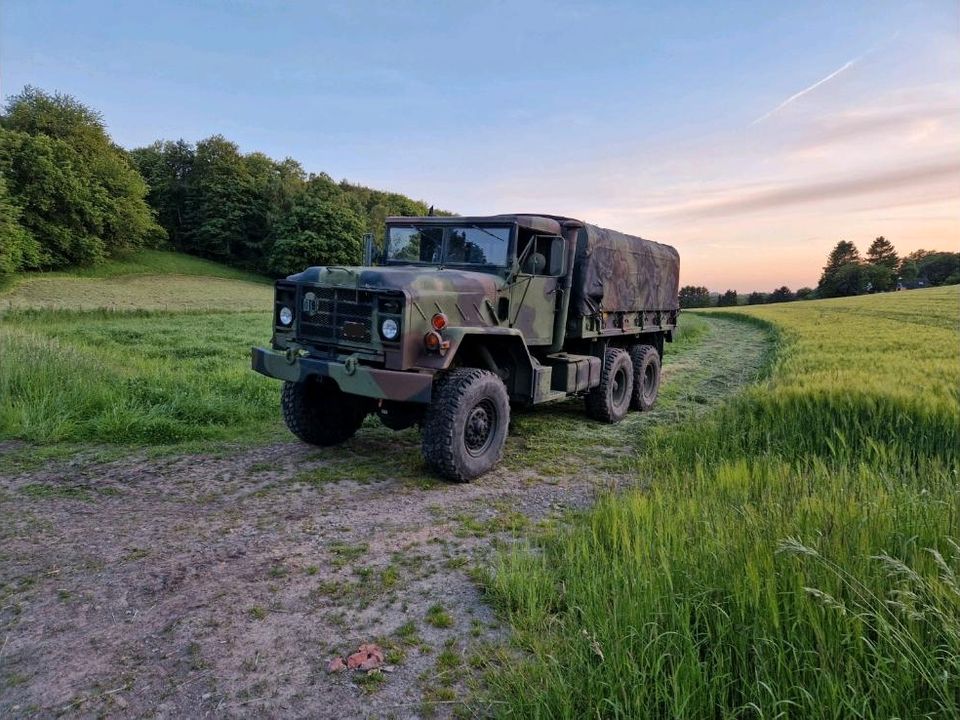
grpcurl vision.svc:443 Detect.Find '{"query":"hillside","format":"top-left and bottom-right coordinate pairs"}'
top-left (0, 249), bottom-right (272, 312)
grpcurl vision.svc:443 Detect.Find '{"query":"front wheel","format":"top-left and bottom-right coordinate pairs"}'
top-left (281, 377), bottom-right (368, 446)
top-left (421, 368), bottom-right (510, 482)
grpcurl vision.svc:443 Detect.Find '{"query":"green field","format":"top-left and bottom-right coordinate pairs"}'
top-left (0, 249), bottom-right (271, 311)
top-left (0, 250), bottom-right (278, 445)
top-left (484, 286), bottom-right (960, 719)
top-left (3, 253), bottom-right (958, 717)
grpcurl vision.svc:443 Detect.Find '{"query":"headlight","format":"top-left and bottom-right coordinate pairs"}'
top-left (381, 318), bottom-right (399, 340)
top-left (279, 306), bottom-right (293, 326)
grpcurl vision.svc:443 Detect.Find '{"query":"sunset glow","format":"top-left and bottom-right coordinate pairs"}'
top-left (3, 1), bottom-right (957, 290)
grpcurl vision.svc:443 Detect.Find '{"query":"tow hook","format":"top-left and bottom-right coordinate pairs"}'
top-left (344, 355), bottom-right (359, 376)
top-left (285, 346), bottom-right (307, 364)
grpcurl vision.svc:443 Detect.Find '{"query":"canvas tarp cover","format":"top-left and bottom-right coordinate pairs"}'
top-left (571, 224), bottom-right (680, 316)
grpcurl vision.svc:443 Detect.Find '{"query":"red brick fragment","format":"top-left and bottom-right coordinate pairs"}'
top-left (346, 643), bottom-right (384, 671)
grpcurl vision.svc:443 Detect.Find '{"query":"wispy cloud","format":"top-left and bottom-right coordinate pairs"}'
top-left (751, 55), bottom-right (864, 125)
top-left (665, 161), bottom-right (960, 219)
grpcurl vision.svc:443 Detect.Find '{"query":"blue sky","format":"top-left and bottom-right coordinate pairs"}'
top-left (3, 0), bottom-right (958, 288)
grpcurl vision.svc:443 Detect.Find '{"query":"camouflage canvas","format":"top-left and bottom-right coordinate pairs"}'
top-left (571, 224), bottom-right (681, 317)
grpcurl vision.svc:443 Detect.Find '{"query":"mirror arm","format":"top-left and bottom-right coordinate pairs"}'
top-left (362, 233), bottom-right (375, 266)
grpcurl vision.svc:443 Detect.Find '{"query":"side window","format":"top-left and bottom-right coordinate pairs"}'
top-left (522, 235), bottom-right (565, 276)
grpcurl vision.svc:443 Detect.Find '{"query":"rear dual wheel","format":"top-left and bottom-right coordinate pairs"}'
top-left (585, 343), bottom-right (662, 422)
top-left (629, 344), bottom-right (661, 411)
top-left (585, 348), bottom-right (634, 423)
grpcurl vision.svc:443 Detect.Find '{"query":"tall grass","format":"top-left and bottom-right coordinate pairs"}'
top-left (0, 251), bottom-right (278, 444)
top-left (483, 286), bottom-right (960, 719)
top-left (0, 309), bottom-right (278, 443)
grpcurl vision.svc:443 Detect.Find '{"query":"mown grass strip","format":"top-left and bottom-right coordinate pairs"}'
top-left (481, 286), bottom-right (960, 719)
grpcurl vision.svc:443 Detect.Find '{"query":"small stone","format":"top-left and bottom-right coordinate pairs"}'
top-left (326, 657), bottom-right (347, 673)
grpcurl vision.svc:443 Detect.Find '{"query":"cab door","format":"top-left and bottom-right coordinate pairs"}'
top-left (509, 236), bottom-right (566, 346)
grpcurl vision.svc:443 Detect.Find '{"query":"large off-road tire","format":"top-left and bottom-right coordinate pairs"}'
top-left (281, 377), bottom-right (367, 446)
top-left (421, 368), bottom-right (510, 482)
top-left (585, 348), bottom-right (633, 423)
top-left (629, 344), bottom-right (662, 411)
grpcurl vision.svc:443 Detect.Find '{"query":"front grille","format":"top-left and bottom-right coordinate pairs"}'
top-left (297, 286), bottom-right (374, 345)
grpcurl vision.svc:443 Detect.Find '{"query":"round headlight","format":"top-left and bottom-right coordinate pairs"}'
top-left (279, 306), bottom-right (293, 326)
top-left (381, 318), bottom-right (399, 340)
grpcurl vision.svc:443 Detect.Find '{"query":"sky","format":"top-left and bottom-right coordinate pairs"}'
top-left (2, 0), bottom-right (958, 290)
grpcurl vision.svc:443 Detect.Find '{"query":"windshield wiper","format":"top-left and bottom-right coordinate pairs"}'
top-left (470, 224), bottom-right (507, 244)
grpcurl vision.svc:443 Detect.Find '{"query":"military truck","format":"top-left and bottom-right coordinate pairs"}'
top-left (252, 214), bottom-right (679, 481)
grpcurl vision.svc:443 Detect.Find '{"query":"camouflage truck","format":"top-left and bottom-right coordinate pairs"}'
top-left (252, 214), bottom-right (679, 481)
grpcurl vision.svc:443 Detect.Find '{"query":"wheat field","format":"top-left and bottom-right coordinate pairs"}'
top-left (484, 286), bottom-right (960, 719)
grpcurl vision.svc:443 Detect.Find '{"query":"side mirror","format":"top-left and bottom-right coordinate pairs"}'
top-left (362, 233), bottom-right (375, 266)
top-left (548, 237), bottom-right (566, 276)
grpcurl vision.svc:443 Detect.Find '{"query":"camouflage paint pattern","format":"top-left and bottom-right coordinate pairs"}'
top-left (252, 214), bottom-right (680, 405)
top-left (571, 224), bottom-right (680, 318)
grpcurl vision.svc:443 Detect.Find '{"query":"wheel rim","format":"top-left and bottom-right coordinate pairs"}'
top-left (643, 362), bottom-right (656, 398)
top-left (464, 399), bottom-right (498, 457)
top-left (611, 366), bottom-right (628, 406)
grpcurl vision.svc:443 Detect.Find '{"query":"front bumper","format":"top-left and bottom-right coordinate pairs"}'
top-left (251, 347), bottom-right (433, 404)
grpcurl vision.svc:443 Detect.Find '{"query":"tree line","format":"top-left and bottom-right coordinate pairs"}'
top-left (680, 237), bottom-right (959, 309)
top-left (0, 87), bottom-right (442, 276)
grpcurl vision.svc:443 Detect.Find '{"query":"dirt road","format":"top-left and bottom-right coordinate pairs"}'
top-left (0, 317), bottom-right (768, 718)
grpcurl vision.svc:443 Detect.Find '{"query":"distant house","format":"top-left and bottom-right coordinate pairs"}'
top-left (896, 276), bottom-right (930, 291)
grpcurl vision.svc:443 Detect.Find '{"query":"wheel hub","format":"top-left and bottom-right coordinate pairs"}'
top-left (464, 400), bottom-right (496, 456)
top-left (612, 368), bottom-right (628, 404)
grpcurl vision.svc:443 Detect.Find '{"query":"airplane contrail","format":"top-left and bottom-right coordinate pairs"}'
top-left (751, 55), bottom-right (863, 125)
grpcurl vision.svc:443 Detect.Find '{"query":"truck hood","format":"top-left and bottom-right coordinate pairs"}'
top-left (288, 265), bottom-right (506, 301)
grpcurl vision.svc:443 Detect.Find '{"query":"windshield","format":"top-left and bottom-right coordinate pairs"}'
top-left (385, 225), bottom-right (511, 267)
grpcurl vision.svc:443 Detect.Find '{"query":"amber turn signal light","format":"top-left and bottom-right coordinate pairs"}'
top-left (424, 331), bottom-right (442, 351)
top-left (431, 313), bottom-right (448, 331)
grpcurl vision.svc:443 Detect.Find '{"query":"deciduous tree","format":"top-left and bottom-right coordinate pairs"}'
top-left (0, 174), bottom-right (39, 273)
top-left (769, 286), bottom-right (793, 302)
top-left (678, 285), bottom-right (711, 308)
top-left (0, 87), bottom-right (161, 269)
top-left (717, 289), bottom-right (738, 307)
top-left (267, 194), bottom-right (364, 277)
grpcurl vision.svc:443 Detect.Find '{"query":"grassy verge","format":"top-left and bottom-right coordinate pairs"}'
top-left (482, 286), bottom-right (960, 718)
top-left (0, 250), bottom-right (282, 448)
top-left (0, 309), bottom-right (279, 445)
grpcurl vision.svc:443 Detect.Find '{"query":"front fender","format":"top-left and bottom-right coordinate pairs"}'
top-left (434, 327), bottom-right (538, 403)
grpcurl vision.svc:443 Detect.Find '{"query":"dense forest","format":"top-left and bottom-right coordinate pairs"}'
top-left (0, 87), bottom-right (443, 277)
